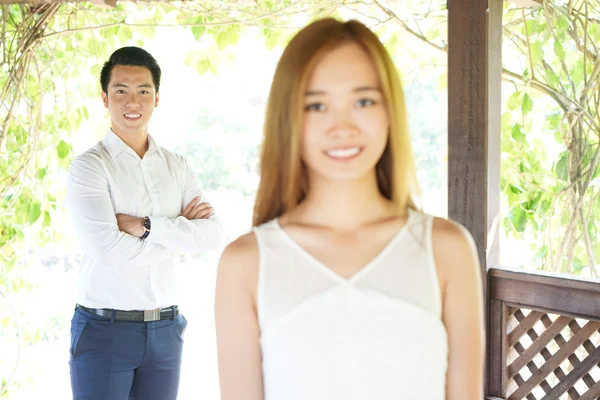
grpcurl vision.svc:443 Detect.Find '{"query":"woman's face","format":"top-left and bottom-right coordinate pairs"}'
top-left (301, 42), bottom-right (390, 184)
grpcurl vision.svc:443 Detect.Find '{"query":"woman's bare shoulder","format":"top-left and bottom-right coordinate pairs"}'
top-left (217, 231), bottom-right (260, 289)
top-left (430, 216), bottom-right (480, 281)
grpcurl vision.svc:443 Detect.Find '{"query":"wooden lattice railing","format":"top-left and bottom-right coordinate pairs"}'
top-left (487, 267), bottom-right (600, 400)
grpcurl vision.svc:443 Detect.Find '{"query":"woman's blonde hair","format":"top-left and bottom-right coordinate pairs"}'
top-left (253, 18), bottom-right (419, 227)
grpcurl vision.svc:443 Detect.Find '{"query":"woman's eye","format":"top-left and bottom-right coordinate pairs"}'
top-left (305, 103), bottom-right (326, 112)
top-left (357, 98), bottom-right (375, 107)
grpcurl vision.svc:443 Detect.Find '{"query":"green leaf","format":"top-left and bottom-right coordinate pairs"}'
top-left (557, 15), bottom-right (569, 30)
top-left (522, 93), bottom-right (534, 115)
top-left (546, 112), bottom-right (562, 130)
top-left (102, 26), bottom-right (118, 40)
top-left (509, 184), bottom-right (524, 194)
top-left (192, 26), bottom-right (205, 41)
top-left (507, 91), bottom-right (521, 110)
top-left (537, 199), bottom-right (551, 215)
top-left (265, 31), bottom-right (279, 51)
top-left (572, 59), bottom-right (585, 84)
top-left (215, 25), bottom-right (241, 51)
top-left (554, 129), bottom-right (562, 143)
top-left (0, 226), bottom-right (17, 247)
top-left (27, 200), bottom-right (41, 224)
top-left (192, 17), bottom-right (206, 41)
top-left (57, 140), bottom-right (71, 159)
top-left (553, 40), bottom-right (566, 60)
top-left (555, 154), bottom-right (569, 181)
top-left (153, 4), bottom-right (165, 22)
top-left (511, 124), bottom-right (527, 144)
top-left (525, 20), bottom-right (538, 35)
top-left (509, 206), bottom-right (527, 233)
top-left (545, 69), bottom-right (561, 88)
top-left (572, 257), bottom-right (585, 273)
top-left (535, 22), bottom-right (547, 35)
top-left (43, 211), bottom-right (51, 228)
top-left (36, 168), bottom-right (47, 180)
top-left (530, 42), bottom-right (543, 66)
top-left (196, 57), bottom-right (211, 75)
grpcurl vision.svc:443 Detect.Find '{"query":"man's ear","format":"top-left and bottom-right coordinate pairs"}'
top-left (155, 91), bottom-right (160, 108)
top-left (102, 91), bottom-right (109, 108)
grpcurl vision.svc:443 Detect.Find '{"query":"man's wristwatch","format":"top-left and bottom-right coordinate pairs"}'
top-left (140, 216), bottom-right (151, 240)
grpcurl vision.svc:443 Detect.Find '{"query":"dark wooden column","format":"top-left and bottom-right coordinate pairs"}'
top-left (447, 0), bottom-right (503, 394)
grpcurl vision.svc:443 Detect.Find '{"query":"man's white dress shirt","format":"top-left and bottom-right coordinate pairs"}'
top-left (66, 129), bottom-right (223, 310)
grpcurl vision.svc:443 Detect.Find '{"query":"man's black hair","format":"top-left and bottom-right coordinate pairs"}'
top-left (100, 46), bottom-right (161, 93)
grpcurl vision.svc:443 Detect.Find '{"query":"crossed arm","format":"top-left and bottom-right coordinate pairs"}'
top-left (116, 197), bottom-right (214, 240)
top-left (66, 154), bottom-right (224, 266)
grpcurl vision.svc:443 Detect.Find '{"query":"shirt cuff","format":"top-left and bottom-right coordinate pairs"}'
top-left (146, 216), bottom-right (169, 245)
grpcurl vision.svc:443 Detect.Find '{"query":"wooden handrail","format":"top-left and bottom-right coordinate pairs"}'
top-left (488, 266), bottom-right (600, 322)
top-left (487, 267), bottom-right (600, 399)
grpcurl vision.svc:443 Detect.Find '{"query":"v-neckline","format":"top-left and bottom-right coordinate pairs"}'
top-left (274, 210), bottom-right (414, 284)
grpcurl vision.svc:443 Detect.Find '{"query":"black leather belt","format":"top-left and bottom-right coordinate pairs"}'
top-left (78, 305), bottom-right (179, 322)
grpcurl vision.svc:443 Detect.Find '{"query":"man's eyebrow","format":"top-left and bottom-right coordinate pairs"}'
top-left (110, 83), bottom-right (153, 88)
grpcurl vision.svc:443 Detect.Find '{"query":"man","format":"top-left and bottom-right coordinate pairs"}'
top-left (66, 46), bottom-right (223, 400)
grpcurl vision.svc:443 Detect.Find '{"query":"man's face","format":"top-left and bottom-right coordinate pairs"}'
top-left (102, 65), bottom-right (159, 137)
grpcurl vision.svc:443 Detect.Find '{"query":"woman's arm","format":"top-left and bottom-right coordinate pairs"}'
top-left (432, 218), bottom-right (485, 399)
top-left (215, 233), bottom-right (264, 400)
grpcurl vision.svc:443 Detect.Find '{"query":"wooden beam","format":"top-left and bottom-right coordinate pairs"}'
top-left (447, 0), bottom-right (502, 393)
top-left (90, 0), bottom-right (116, 7)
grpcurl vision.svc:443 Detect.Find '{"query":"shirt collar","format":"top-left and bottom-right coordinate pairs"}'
top-left (103, 129), bottom-right (165, 160)
top-left (147, 134), bottom-right (166, 160)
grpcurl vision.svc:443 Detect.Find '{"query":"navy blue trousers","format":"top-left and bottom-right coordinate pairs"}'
top-left (69, 306), bottom-right (187, 400)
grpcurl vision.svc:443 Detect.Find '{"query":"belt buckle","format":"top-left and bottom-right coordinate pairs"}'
top-left (144, 307), bottom-right (161, 322)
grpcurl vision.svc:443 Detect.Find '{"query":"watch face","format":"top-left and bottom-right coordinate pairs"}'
top-left (143, 217), bottom-right (151, 230)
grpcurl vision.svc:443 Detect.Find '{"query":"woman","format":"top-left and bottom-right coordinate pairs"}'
top-left (215, 18), bottom-right (484, 400)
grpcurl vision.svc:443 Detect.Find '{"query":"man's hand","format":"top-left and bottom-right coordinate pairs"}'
top-left (116, 214), bottom-right (145, 237)
top-left (182, 197), bottom-right (213, 220)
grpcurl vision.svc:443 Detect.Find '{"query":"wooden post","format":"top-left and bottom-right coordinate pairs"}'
top-left (488, 300), bottom-right (508, 396)
top-left (447, 0), bottom-right (503, 393)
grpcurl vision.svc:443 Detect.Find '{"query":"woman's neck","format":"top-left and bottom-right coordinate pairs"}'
top-left (287, 172), bottom-right (399, 230)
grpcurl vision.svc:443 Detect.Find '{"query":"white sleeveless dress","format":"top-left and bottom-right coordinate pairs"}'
top-left (253, 209), bottom-right (448, 400)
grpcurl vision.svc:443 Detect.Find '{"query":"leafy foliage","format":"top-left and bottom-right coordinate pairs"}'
top-left (500, 1), bottom-right (600, 276)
